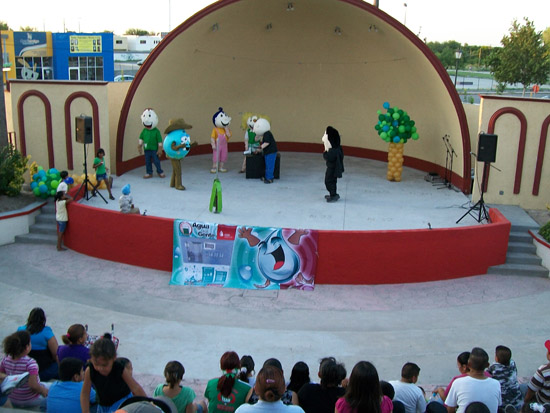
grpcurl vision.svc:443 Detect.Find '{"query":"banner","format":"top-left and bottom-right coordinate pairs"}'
top-left (171, 220), bottom-right (318, 290)
top-left (69, 35), bottom-right (102, 53)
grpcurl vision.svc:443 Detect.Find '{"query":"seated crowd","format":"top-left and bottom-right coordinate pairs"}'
top-left (1, 308), bottom-right (550, 413)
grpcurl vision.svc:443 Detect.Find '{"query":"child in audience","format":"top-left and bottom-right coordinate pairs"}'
top-left (0, 330), bottom-right (49, 410)
top-left (57, 323), bottom-right (90, 365)
top-left (287, 361), bottom-right (310, 404)
top-left (390, 362), bottom-right (426, 413)
top-left (523, 339), bottom-right (550, 406)
top-left (47, 357), bottom-right (97, 412)
top-left (154, 360), bottom-right (207, 413)
top-left (80, 337), bottom-right (146, 413)
top-left (434, 352), bottom-right (471, 402)
top-left (488, 345), bottom-right (522, 410)
top-left (335, 361), bottom-right (393, 413)
top-left (119, 184), bottom-right (140, 214)
top-left (297, 356), bottom-right (346, 413)
top-left (204, 351), bottom-right (253, 412)
top-left (238, 355), bottom-right (256, 388)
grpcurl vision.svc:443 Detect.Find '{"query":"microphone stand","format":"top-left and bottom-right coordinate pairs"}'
top-left (434, 135), bottom-right (450, 187)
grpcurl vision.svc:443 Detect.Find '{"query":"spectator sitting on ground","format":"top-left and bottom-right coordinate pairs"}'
top-left (238, 355), bottom-right (256, 389)
top-left (286, 361), bottom-right (310, 405)
top-left (390, 362), bottom-right (427, 413)
top-left (235, 365), bottom-right (305, 412)
top-left (47, 357), bottom-right (96, 412)
top-left (381, 380), bottom-right (406, 413)
top-left (464, 402), bottom-right (491, 413)
top-left (297, 356), bottom-right (347, 413)
top-left (445, 347), bottom-right (501, 413)
top-left (119, 184), bottom-right (140, 214)
top-left (249, 358), bottom-right (293, 405)
top-left (57, 324), bottom-right (90, 365)
top-left (523, 340), bottom-right (550, 407)
top-left (488, 345), bottom-right (522, 411)
top-left (434, 352), bottom-right (472, 403)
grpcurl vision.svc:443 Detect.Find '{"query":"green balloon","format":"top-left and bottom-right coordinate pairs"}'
top-left (33, 187), bottom-right (41, 196)
top-left (392, 113), bottom-right (400, 120)
top-left (398, 126), bottom-right (405, 133)
top-left (380, 132), bottom-right (388, 139)
top-left (411, 126), bottom-right (417, 133)
top-left (378, 114), bottom-right (385, 121)
top-left (412, 133), bottom-right (419, 140)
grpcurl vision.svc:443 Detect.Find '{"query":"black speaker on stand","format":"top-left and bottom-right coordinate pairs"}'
top-left (74, 116), bottom-right (107, 204)
top-left (456, 133), bottom-right (498, 224)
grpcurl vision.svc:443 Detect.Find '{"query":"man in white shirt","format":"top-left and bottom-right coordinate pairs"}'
top-left (390, 362), bottom-right (427, 413)
top-left (445, 347), bottom-right (501, 413)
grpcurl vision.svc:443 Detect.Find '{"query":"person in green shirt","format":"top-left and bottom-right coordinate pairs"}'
top-left (138, 108), bottom-right (165, 179)
top-left (93, 148), bottom-right (115, 200)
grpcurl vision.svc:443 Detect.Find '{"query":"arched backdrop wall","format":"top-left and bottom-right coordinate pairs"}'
top-left (116, 0), bottom-right (471, 192)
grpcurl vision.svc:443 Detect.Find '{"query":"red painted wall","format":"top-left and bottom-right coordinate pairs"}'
top-left (64, 197), bottom-right (510, 284)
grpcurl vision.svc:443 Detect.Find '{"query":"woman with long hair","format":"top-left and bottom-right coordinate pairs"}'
top-left (335, 361), bottom-right (393, 413)
top-left (204, 351), bottom-right (253, 412)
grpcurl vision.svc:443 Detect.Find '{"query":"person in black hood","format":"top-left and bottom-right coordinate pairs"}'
top-left (322, 126), bottom-right (344, 202)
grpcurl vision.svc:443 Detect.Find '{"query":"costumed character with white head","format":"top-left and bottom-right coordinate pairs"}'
top-left (253, 118), bottom-right (277, 184)
top-left (322, 126), bottom-right (344, 202)
top-left (240, 114), bottom-right (259, 173)
top-left (210, 107), bottom-right (232, 173)
top-left (137, 108), bottom-right (165, 179)
top-left (163, 118), bottom-right (193, 190)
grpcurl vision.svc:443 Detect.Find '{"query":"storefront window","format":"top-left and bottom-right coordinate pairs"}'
top-left (67, 56), bottom-right (104, 81)
top-left (15, 56), bottom-right (54, 80)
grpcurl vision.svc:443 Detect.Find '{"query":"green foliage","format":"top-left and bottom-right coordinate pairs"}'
top-left (19, 26), bottom-right (37, 32)
top-left (124, 28), bottom-right (152, 36)
top-left (0, 21), bottom-right (10, 30)
top-left (427, 41), bottom-right (494, 70)
top-left (490, 18), bottom-right (550, 94)
top-left (0, 146), bottom-right (29, 197)
top-left (495, 82), bottom-right (507, 94)
top-left (539, 221), bottom-right (550, 242)
top-left (543, 28), bottom-right (550, 46)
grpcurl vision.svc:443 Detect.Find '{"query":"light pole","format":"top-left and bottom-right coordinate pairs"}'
top-left (454, 49), bottom-right (462, 87)
top-left (403, 3), bottom-right (407, 26)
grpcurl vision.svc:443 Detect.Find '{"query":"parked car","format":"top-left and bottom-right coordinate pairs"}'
top-left (114, 75), bottom-right (135, 82)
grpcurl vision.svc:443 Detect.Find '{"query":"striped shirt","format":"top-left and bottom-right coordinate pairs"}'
top-left (528, 362), bottom-right (550, 404)
top-left (0, 355), bottom-right (40, 402)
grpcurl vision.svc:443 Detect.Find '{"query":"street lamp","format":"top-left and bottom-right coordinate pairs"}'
top-left (454, 49), bottom-right (462, 87)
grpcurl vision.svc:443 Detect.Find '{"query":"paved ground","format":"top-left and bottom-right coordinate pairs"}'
top-left (1, 153), bottom-right (549, 410)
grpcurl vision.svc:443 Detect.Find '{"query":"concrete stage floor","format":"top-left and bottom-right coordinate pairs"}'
top-left (83, 152), bottom-right (478, 230)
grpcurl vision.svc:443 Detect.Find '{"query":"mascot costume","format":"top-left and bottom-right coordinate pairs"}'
top-left (138, 108), bottom-right (165, 179)
top-left (253, 118), bottom-right (278, 184)
top-left (240, 114), bottom-right (259, 173)
top-left (210, 107), bottom-right (232, 173)
top-left (163, 118), bottom-right (193, 190)
top-left (322, 126), bottom-right (344, 202)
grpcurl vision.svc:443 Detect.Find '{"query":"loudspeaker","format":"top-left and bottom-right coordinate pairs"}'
top-left (477, 133), bottom-right (497, 163)
top-left (75, 116), bottom-right (93, 144)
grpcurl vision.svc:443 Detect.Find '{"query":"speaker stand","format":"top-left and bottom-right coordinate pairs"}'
top-left (75, 143), bottom-right (107, 204)
top-left (456, 162), bottom-right (490, 224)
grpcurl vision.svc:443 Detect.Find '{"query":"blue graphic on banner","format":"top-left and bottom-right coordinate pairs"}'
top-left (171, 220), bottom-right (318, 290)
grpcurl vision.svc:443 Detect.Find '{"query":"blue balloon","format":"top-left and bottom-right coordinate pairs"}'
top-left (163, 130), bottom-right (191, 160)
top-left (32, 173), bottom-right (40, 181)
top-left (392, 121), bottom-right (399, 127)
top-left (383, 102), bottom-right (390, 109)
top-left (38, 170), bottom-right (46, 178)
top-left (48, 168), bottom-right (59, 175)
top-left (393, 136), bottom-right (401, 143)
top-left (30, 181), bottom-right (38, 189)
top-left (382, 125), bottom-right (389, 132)
top-left (66, 177), bottom-right (74, 184)
top-left (39, 184), bottom-right (48, 193)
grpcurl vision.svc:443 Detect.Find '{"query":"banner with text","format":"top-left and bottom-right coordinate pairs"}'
top-left (170, 220), bottom-right (318, 290)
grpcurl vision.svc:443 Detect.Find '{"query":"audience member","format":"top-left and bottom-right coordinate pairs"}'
top-left (204, 351), bottom-right (253, 412)
top-left (445, 347), bottom-right (501, 413)
top-left (335, 360), bottom-right (393, 413)
top-left (523, 340), bottom-right (550, 406)
top-left (154, 360), bottom-right (206, 413)
top-left (239, 355), bottom-right (256, 388)
top-left (464, 402), bottom-right (491, 413)
top-left (488, 345), bottom-right (522, 410)
top-left (287, 362), bottom-right (310, 405)
top-left (390, 362), bottom-right (426, 413)
top-left (57, 323), bottom-right (90, 365)
top-left (297, 356), bottom-right (346, 413)
top-left (250, 358), bottom-right (293, 405)
top-left (381, 380), bottom-right (406, 413)
top-left (80, 337), bottom-right (146, 413)
top-left (0, 330), bottom-right (49, 410)
top-left (0, 371), bottom-right (30, 408)
top-left (47, 357), bottom-right (96, 412)
top-left (17, 307), bottom-right (60, 381)
top-left (235, 365), bottom-right (305, 412)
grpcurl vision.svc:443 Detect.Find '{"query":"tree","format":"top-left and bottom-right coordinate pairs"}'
top-left (0, 21), bottom-right (10, 30)
top-left (19, 26), bottom-right (37, 32)
top-left (490, 18), bottom-right (550, 96)
top-left (124, 28), bottom-right (152, 36)
top-left (543, 27), bottom-right (550, 45)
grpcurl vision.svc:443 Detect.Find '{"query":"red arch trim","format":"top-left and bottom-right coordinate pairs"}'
top-left (533, 115), bottom-right (550, 196)
top-left (17, 90), bottom-right (54, 168)
top-left (115, 0), bottom-right (471, 193)
top-left (487, 107), bottom-right (527, 195)
top-left (64, 92), bottom-right (102, 170)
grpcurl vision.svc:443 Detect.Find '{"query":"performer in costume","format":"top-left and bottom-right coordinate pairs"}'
top-left (322, 126), bottom-right (344, 202)
top-left (163, 118), bottom-right (193, 191)
top-left (241, 115), bottom-right (259, 173)
top-left (210, 107), bottom-right (232, 173)
top-left (253, 118), bottom-right (277, 184)
top-left (138, 108), bottom-right (165, 179)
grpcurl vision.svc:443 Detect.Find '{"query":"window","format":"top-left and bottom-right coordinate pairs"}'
top-left (116, 39), bottom-right (123, 44)
top-left (140, 40), bottom-right (146, 44)
top-left (68, 56), bottom-right (104, 81)
top-left (15, 56), bottom-right (54, 80)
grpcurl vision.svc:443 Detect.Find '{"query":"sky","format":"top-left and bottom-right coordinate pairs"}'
top-left (3, 0), bottom-right (550, 47)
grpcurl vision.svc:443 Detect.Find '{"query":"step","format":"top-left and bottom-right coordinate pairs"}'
top-left (41, 202), bottom-right (56, 214)
top-left (29, 222), bottom-right (57, 235)
top-left (487, 263), bottom-right (549, 278)
top-left (508, 231), bottom-right (534, 243)
top-left (510, 224), bottom-right (540, 233)
top-left (506, 251), bottom-right (543, 266)
top-left (507, 241), bottom-right (536, 254)
top-left (35, 213), bottom-right (56, 224)
top-left (15, 232), bottom-right (57, 245)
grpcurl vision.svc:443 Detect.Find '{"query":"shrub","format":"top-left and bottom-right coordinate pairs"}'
top-left (539, 221), bottom-right (550, 243)
top-left (0, 146), bottom-right (30, 196)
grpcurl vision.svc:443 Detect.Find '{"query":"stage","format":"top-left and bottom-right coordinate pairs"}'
top-left (82, 152), bottom-right (476, 230)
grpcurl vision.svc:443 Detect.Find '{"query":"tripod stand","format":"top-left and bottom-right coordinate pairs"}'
top-left (456, 162), bottom-right (490, 224)
top-left (436, 135), bottom-right (457, 190)
top-left (75, 143), bottom-right (107, 204)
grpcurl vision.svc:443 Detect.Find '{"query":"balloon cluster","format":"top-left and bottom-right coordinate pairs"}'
top-left (374, 102), bottom-right (419, 144)
top-left (30, 166), bottom-right (62, 198)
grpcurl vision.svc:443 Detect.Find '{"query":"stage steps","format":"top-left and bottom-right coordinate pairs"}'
top-left (15, 200), bottom-right (57, 245)
top-left (487, 224), bottom-right (549, 278)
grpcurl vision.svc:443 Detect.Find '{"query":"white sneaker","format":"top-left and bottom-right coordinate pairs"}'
top-left (1, 372), bottom-right (30, 395)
